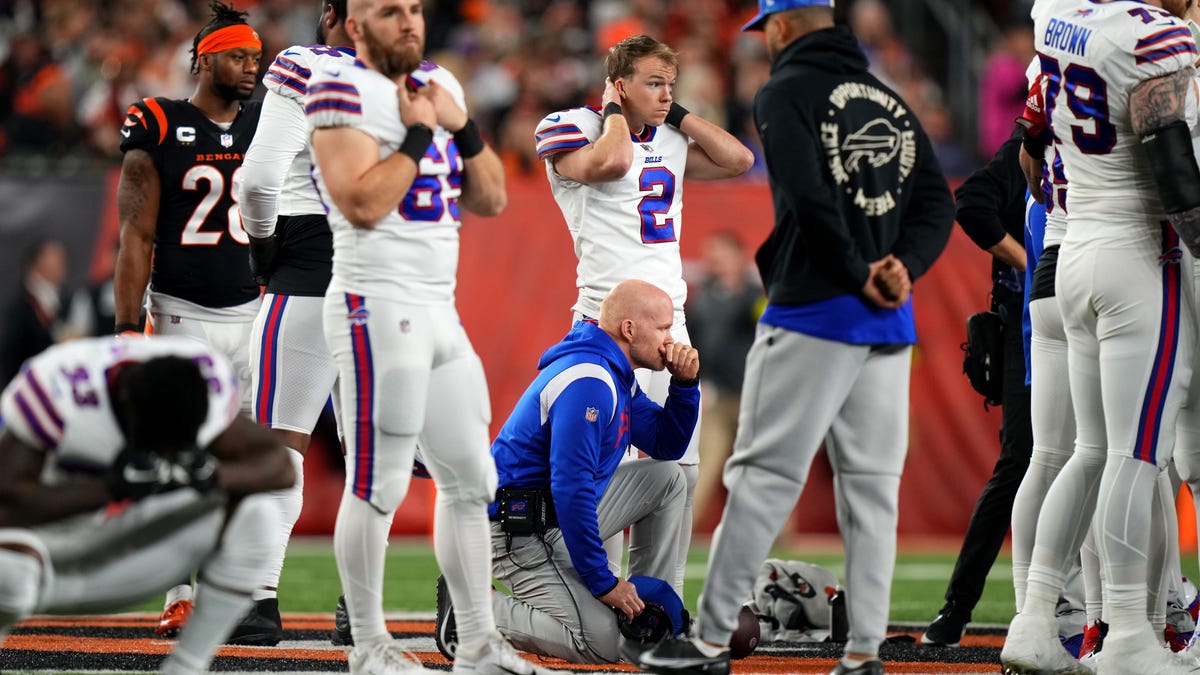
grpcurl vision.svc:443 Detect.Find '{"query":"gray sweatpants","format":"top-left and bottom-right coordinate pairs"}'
top-left (492, 460), bottom-right (685, 663)
top-left (697, 325), bottom-right (911, 657)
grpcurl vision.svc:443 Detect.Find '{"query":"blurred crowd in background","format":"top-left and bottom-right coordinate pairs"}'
top-left (1, 0), bottom-right (1035, 178)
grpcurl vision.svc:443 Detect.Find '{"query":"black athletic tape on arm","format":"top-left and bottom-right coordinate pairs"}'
top-left (1019, 126), bottom-right (1046, 161)
top-left (400, 123), bottom-right (435, 166)
top-left (1142, 120), bottom-right (1200, 213)
top-left (454, 119), bottom-right (485, 159)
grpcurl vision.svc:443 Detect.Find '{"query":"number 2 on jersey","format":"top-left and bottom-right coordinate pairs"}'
top-left (180, 165), bottom-right (248, 246)
top-left (638, 167), bottom-right (677, 243)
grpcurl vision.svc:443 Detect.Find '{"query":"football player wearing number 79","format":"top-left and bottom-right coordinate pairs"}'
top-left (534, 35), bottom-right (755, 596)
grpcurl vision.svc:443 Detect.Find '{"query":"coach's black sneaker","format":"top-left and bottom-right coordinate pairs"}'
top-left (920, 601), bottom-right (970, 647)
top-left (435, 575), bottom-right (457, 660)
top-left (330, 594), bottom-right (354, 646)
top-left (227, 598), bottom-right (284, 646)
top-left (634, 637), bottom-right (731, 675)
top-left (829, 658), bottom-right (884, 675)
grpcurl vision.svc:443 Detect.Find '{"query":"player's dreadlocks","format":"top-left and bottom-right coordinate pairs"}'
top-left (190, 1), bottom-right (253, 74)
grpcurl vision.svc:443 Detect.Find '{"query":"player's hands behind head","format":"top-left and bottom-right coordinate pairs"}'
top-left (663, 342), bottom-right (700, 384)
top-left (417, 80), bottom-right (467, 133)
top-left (602, 77), bottom-right (623, 109)
top-left (397, 82), bottom-right (436, 130)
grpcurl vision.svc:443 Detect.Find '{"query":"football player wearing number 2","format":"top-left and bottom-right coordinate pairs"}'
top-left (1001, 0), bottom-right (1200, 673)
top-left (535, 35), bottom-right (754, 595)
top-left (112, 1), bottom-right (262, 639)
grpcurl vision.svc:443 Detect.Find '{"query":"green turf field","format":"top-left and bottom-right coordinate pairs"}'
top-left (123, 537), bottom-right (1200, 627)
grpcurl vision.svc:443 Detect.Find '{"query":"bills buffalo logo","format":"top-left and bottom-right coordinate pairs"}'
top-left (1160, 246), bottom-right (1184, 266)
top-left (347, 306), bottom-right (370, 326)
top-left (841, 119), bottom-right (902, 171)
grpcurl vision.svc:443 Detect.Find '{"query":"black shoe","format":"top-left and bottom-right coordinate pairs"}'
top-left (829, 658), bottom-right (884, 675)
top-left (330, 594), bottom-right (353, 646)
top-left (227, 598), bottom-right (284, 646)
top-left (920, 601), bottom-right (970, 647)
top-left (634, 637), bottom-right (731, 675)
top-left (434, 575), bottom-right (457, 660)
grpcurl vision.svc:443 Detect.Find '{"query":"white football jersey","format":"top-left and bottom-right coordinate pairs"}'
top-left (259, 44), bottom-right (358, 217)
top-left (1036, 0), bottom-right (1198, 244)
top-left (536, 107), bottom-right (691, 321)
top-left (0, 336), bottom-right (239, 486)
top-left (306, 61), bottom-right (468, 304)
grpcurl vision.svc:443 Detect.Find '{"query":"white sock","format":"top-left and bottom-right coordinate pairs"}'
top-left (334, 494), bottom-right (393, 647)
top-left (675, 462), bottom-right (698, 596)
top-left (433, 495), bottom-right (495, 654)
top-left (164, 583), bottom-right (193, 607)
top-left (254, 447), bottom-right (305, 602)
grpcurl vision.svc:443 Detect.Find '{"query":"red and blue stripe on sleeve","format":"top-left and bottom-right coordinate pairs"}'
top-left (305, 80), bottom-right (362, 117)
top-left (1134, 26), bottom-right (1197, 65)
top-left (535, 123), bottom-right (589, 160)
top-left (265, 54), bottom-right (311, 95)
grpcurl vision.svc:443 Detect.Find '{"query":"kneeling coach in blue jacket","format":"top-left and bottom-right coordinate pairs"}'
top-left (488, 279), bottom-right (701, 663)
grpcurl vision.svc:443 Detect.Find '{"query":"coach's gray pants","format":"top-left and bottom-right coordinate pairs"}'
top-left (697, 326), bottom-right (911, 657)
top-left (492, 460), bottom-right (685, 663)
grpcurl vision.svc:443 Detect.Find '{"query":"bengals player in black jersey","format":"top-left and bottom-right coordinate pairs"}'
top-left (112, 0), bottom-right (263, 640)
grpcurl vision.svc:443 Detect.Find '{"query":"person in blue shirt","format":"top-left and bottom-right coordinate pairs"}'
top-left (480, 279), bottom-right (700, 664)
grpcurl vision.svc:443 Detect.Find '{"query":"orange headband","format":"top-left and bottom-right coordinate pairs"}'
top-left (197, 24), bottom-right (262, 55)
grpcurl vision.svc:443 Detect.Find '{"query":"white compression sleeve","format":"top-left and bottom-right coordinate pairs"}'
top-left (237, 89), bottom-right (309, 238)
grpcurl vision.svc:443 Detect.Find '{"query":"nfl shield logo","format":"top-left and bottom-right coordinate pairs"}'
top-left (585, 407), bottom-right (599, 423)
top-left (220, 133), bottom-right (234, 148)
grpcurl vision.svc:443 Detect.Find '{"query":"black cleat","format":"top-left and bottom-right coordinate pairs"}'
top-left (330, 594), bottom-right (353, 646)
top-left (920, 601), bottom-right (970, 647)
top-left (435, 575), bottom-right (457, 660)
top-left (829, 659), bottom-right (884, 675)
top-left (227, 598), bottom-right (284, 646)
top-left (633, 637), bottom-right (731, 675)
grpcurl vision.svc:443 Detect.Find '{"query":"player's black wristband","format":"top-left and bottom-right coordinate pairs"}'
top-left (1020, 127), bottom-right (1046, 161)
top-left (665, 102), bottom-right (690, 128)
top-left (671, 375), bottom-right (700, 388)
top-left (114, 323), bottom-right (140, 335)
top-left (453, 118), bottom-right (485, 159)
top-left (400, 123), bottom-right (435, 165)
top-left (603, 102), bottom-right (623, 120)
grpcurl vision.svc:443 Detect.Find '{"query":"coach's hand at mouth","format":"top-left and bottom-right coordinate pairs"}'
top-left (663, 342), bottom-right (700, 385)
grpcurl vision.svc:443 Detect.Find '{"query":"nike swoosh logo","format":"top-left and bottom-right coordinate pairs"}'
top-left (121, 129), bottom-right (131, 138)
top-left (283, 49), bottom-right (300, 56)
top-left (328, 70), bottom-right (341, 77)
top-left (546, 115), bottom-right (561, 122)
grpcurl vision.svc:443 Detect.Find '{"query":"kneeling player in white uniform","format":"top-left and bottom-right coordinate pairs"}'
top-left (0, 336), bottom-right (294, 674)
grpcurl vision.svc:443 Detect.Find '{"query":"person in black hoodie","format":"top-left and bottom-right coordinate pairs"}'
top-left (629, 1), bottom-right (954, 674)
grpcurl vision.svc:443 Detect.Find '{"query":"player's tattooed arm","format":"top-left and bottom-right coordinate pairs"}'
top-left (114, 149), bottom-right (159, 328)
top-left (1130, 69), bottom-right (1191, 135)
top-left (1132, 68), bottom-right (1200, 255)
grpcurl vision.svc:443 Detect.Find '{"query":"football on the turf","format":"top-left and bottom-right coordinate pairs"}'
top-left (730, 605), bottom-right (760, 659)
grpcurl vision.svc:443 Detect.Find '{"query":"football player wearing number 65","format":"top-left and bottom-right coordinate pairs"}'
top-left (112, 1), bottom-right (263, 638)
top-left (534, 35), bottom-right (754, 597)
top-left (306, 0), bottom-right (542, 673)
